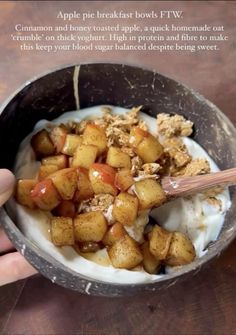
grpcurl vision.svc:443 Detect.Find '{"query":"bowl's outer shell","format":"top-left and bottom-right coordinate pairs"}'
top-left (0, 63), bottom-right (235, 296)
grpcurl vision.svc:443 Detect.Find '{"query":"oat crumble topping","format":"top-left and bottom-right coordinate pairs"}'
top-left (157, 113), bottom-right (193, 138)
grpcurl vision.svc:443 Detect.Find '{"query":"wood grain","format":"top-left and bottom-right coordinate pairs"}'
top-left (162, 168), bottom-right (236, 198)
top-left (0, 1), bottom-right (236, 335)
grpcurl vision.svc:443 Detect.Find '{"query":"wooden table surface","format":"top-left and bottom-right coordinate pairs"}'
top-left (0, 1), bottom-right (236, 334)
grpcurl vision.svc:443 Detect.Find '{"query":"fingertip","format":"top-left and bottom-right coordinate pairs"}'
top-left (0, 169), bottom-right (15, 206)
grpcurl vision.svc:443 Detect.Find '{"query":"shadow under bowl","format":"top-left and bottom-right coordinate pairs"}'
top-left (0, 63), bottom-right (236, 296)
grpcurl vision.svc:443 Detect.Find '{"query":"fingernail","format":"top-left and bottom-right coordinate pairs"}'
top-left (0, 169), bottom-right (15, 194)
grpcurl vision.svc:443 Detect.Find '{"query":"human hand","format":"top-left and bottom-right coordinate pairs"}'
top-left (0, 169), bottom-right (37, 286)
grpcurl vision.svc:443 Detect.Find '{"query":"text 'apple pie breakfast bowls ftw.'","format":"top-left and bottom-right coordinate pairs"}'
top-left (0, 63), bottom-right (235, 297)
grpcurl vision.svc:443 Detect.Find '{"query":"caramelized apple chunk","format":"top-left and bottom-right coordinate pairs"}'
top-left (31, 179), bottom-right (61, 210)
top-left (62, 134), bottom-right (83, 156)
top-left (53, 200), bottom-right (76, 218)
top-left (106, 146), bottom-right (131, 169)
top-left (71, 144), bottom-right (98, 169)
top-left (166, 232), bottom-right (196, 266)
top-left (16, 179), bottom-right (37, 209)
top-left (129, 127), bottom-right (163, 163)
top-left (89, 163), bottom-right (118, 196)
top-left (135, 179), bottom-right (166, 209)
top-left (83, 123), bottom-right (107, 154)
top-left (51, 217), bottom-right (74, 246)
top-left (149, 225), bottom-right (173, 260)
top-left (49, 125), bottom-right (67, 153)
top-left (31, 130), bottom-right (55, 157)
top-left (112, 192), bottom-right (139, 226)
top-left (102, 222), bottom-right (127, 246)
top-left (141, 241), bottom-right (161, 274)
top-left (38, 164), bottom-right (59, 181)
top-left (74, 167), bottom-right (94, 201)
top-left (41, 155), bottom-right (68, 169)
top-left (74, 211), bottom-right (108, 242)
top-left (114, 169), bottom-right (134, 191)
top-left (49, 168), bottom-right (77, 200)
top-left (108, 235), bottom-right (143, 269)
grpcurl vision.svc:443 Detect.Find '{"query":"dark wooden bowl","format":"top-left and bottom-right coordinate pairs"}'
top-left (0, 63), bottom-right (235, 296)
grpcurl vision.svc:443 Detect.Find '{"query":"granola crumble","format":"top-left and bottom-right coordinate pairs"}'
top-left (183, 159), bottom-right (210, 176)
top-left (78, 194), bottom-right (114, 213)
top-left (157, 113), bottom-right (193, 138)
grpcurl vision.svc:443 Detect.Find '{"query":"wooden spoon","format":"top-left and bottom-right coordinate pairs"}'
top-left (161, 167), bottom-right (236, 199)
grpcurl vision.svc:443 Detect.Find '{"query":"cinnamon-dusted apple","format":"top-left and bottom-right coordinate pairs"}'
top-left (106, 146), bottom-right (131, 169)
top-left (38, 164), bottom-right (59, 181)
top-left (141, 241), bottom-right (161, 274)
top-left (134, 179), bottom-right (166, 209)
top-left (166, 232), bottom-right (196, 266)
top-left (71, 144), bottom-right (98, 169)
top-left (74, 167), bottom-right (94, 201)
top-left (114, 169), bottom-right (134, 191)
top-left (31, 179), bottom-right (61, 210)
top-left (89, 163), bottom-right (118, 196)
top-left (49, 125), bottom-right (67, 153)
top-left (129, 127), bottom-right (163, 163)
top-left (31, 129), bottom-right (55, 157)
top-left (112, 192), bottom-right (139, 226)
top-left (74, 211), bottom-right (108, 242)
top-left (83, 123), bottom-right (107, 154)
top-left (108, 235), bottom-right (143, 269)
top-left (50, 217), bottom-right (74, 246)
top-left (148, 225), bottom-right (173, 260)
top-left (49, 168), bottom-right (77, 200)
top-left (16, 179), bottom-right (38, 209)
top-left (62, 134), bottom-right (83, 156)
top-left (53, 200), bottom-right (76, 218)
top-left (102, 222), bottom-right (127, 246)
top-left (41, 155), bottom-right (68, 169)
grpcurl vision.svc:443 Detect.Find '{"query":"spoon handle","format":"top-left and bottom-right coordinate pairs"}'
top-left (161, 167), bottom-right (236, 198)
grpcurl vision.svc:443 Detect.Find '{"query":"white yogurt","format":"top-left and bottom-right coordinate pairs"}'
top-left (10, 106), bottom-right (231, 284)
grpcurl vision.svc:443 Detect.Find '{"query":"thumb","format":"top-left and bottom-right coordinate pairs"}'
top-left (0, 169), bottom-right (15, 206)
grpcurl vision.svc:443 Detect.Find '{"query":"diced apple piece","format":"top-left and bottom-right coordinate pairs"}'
top-left (135, 179), bottom-right (166, 209)
top-left (112, 192), bottom-right (138, 226)
top-left (89, 163), bottom-right (118, 196)
top-left (83, 123), bottom-right (107, 154)
top-left (108, 235), bottom-right (143, 269)
top-left (49, 168), bottom-right (77, 200)
top-left (136, 135), bottom-right (163, 163)
top-left (53, 201), bottom-right (76, 218)
top-left (71, 144), bottom-right (98, 169)
top-left (114, 169), bottom-right (134, 191)
top-left (141, 241), bottom-right (161, 274)
top-left (166, 232), bottom-right (196, 266)
top-left (74, 167), bottom-right (94, 201)
top-left (129, 127), bottom-right (163, 163)
top-left (149, 225), bottom-right (173, 260)
top-left (74, 211), bottom-right (108, 242)
top-left (31, 130), bottom-right (55, 157)
top-left (51, 217), bottom-right (74, 246)
top-left (106, 146), bottom-right (131, 169)
top-left (38, 164), bottom-right (59, 181)
top-left (41, 155), bottom-right (68, 169)
top-left (16, 179), bottom-right (37, 209)
top-left (62, 134), bottom-right (83, 156)
top-left (102, 222), bottom-right (127, 246)
top-left (31, 179), bottom-right (61, 210)
top-left (129, 127), bottom-right (149, 147)
top-left (49, 125), bottom-right (67, 153)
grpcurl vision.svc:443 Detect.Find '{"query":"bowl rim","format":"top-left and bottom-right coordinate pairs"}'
top-left (0, 62), bottom-right (236, 293)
